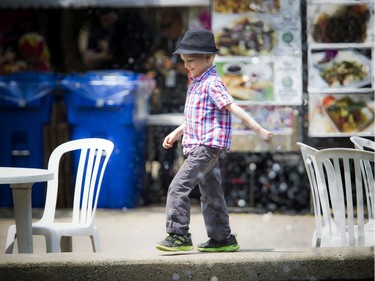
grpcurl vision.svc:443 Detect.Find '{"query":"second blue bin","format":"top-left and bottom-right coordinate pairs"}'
top-left (62, 70), bottom-right (154, 209)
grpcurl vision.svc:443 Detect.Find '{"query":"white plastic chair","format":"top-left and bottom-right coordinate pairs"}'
top-left (315, 148), bottom-right (375, 247)
top-left (5, 138), bottom-right (114, 253)
top-left (350, 136), bottom-right (375, 151)
top-left (297, 142), bottom-right (333, 247)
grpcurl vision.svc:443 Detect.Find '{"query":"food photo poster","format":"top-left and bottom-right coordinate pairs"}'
top-left (211, 0), bottom-right (303, 151)
top-left (307, 0), bottom-right (374, 137)
top-left (212, 0), bottom-right (303, 106)
top-left (212, 0), bottom-right (374, 141)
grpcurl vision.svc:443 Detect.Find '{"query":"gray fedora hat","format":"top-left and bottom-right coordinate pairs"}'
top-left (173, 29), bottom-right (219, 55)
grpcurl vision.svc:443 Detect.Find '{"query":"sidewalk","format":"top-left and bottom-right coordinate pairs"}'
top-left (0, 206), bottom-right (374, 281)
top-left (0, 205), bottom-right (316, 253)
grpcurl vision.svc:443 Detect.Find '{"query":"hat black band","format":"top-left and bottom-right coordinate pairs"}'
top-left (178, 43), bottom-right (218, 52)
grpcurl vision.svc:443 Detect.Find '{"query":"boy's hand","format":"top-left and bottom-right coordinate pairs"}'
top-left (162, 123), bottom-right (185, 149)
top-left (163, 133), bottom-right (178, 149)
top-left (258, 128), bottom-right (273, 144)
top-left (163, 137), bottom-right (173, 149)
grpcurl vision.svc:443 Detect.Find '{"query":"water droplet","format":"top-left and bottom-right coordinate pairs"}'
top-left (279, 182), bottom-right (288, 192)
top-left (249, 163), bottom-right (257, 171)
top-left (172, 273), bottom-right (180, 280)
top-left (262, 211), bottom-right (273, 222)
top-left (269, 171), bottom-right (276, 179)
top-left (283, 265), bottom-right (291, 273)
top-left (238, 199), bottom-right (246, 207)
top-left (272, 163), bottom-right (281, 172)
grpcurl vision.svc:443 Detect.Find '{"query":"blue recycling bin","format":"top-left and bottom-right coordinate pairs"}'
top-left (0, 71), bottom-right (58, 207)
top-left (62, 70), bottom-right (154, 209)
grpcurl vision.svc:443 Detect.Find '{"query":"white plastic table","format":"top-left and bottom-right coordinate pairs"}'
top-left (0, 167), bottom-right (54, 253)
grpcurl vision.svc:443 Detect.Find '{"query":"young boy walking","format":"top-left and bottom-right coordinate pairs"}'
top-left (156, 29), bottom-right (273, 252)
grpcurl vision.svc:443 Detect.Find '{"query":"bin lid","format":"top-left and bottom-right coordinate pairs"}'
top-left (61, 70), bottom-right (141, 106)
top-left (0, 71), bottom-right (59, 106)
top-left (63, 70), bottom-right (138, 84)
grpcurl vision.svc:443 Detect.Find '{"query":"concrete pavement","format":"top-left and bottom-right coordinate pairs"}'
top-left (0, 205), bottom-right (374, 280)
top-left (0, 205), bottom-right (316, 253)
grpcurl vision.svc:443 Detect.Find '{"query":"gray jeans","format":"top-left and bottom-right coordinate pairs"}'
top-left (165, 145), bottom-right (231, 241)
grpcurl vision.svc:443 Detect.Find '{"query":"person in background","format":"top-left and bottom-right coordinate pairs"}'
top-left (156, 29), bottom-right (273, 252)
top-left (144, 8), bottom-right (188, 205)
top-left (18, 32), bottom-right (51, 71)
top-left (147, 8), bottom-right (188, 114)
top-left (82, 9), bottom-right (153, 72)
top-left (0, 11), bottom-right (52, 74)
top-left (82, 9), bottom-right (119, 70)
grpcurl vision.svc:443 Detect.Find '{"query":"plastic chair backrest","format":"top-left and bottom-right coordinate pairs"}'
top-left (40, 138), bottom-right (114, 226)
top-left (350, 136), bottom-right (375, 220)
top-left (315, 148), bottom-right (375, 247)
top-left (297, 142), bottom-right (332, 246)
top-left (350, 136), bottom-right (375, 151)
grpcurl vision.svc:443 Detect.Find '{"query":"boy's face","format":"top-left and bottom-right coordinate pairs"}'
top-left (180, 54), bottom-right (214, 77)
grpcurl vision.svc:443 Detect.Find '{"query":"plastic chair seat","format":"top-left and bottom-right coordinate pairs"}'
top-left (318, 219), bottom-right (374, 247)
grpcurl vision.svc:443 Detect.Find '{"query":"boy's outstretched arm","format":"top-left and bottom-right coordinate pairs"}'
top-left (163, 123), bottom-right (185, 149)
top-left (225, 103), bottom-right (273, 144)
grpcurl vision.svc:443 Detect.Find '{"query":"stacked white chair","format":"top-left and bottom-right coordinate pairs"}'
top-left (297, 142), bottom-right (333, 247)
top-left (315, 148), bottom-right (374, 247)
top-left (350, 136), bottom-right (375, 151)
top-left (350, 136), bottom-right (375, 223)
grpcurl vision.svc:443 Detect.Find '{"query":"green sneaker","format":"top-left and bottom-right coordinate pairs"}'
top-left (197, 234), bottom-right (240, 252)
top-left (156, 233), bottom-right (194, 252)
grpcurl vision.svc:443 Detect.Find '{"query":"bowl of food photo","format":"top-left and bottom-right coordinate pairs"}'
top-left (321, 96), bottom-right (374, 133)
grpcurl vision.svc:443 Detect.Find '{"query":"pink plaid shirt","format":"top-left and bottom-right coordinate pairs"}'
top-left (182, 66), bottom-right (233, 155)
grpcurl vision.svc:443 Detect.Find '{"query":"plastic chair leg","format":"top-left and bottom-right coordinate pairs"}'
top-left (90, 227), bottom-right (101, 252)
top-left (5, 225), bottom-right (17, 254)
top-left (43, 230), bottom-right (61, 253)
top-left (311, 231), bottom-right (321, 248)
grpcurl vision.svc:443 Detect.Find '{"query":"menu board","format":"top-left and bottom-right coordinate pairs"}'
top-left (307, 0), bottom-right (374, 137)
top-left (212, 0), bottom-right (303, 151)
top-left (212, 0), bottom-right (303, 106)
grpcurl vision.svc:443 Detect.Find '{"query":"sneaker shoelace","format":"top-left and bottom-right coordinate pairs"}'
top-left (166, 234), bottom-right (186, 243)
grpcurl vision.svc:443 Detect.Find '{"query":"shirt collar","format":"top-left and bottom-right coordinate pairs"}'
top-left (191, 65), bottom-right (217, 82)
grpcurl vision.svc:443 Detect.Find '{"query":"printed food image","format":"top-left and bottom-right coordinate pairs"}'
top-left (312, 4), bottom-right (370, 43)
top-left (323, 96), bottom-right (373, 133)
top-left (311, 50), bottom-right (371, 89)
top-left (222, 75), bottom-right (255, 100)
top-left (213, 0), bottom-right (281, 14)
top-left (220, 62), bottom-right (274, 101)
top-left (216, 17), bottom-right (277, 56)
top-left (319, 60), bottom-right (369, 87)
top-left (222, 75), bottom-right (273, 101)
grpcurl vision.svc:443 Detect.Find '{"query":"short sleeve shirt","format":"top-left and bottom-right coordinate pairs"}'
top-left (183, 65), bottom-right (233, 154)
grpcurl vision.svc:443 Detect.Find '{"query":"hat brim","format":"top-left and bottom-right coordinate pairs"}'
top-left (173, 48), bottom-right (219, 55)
